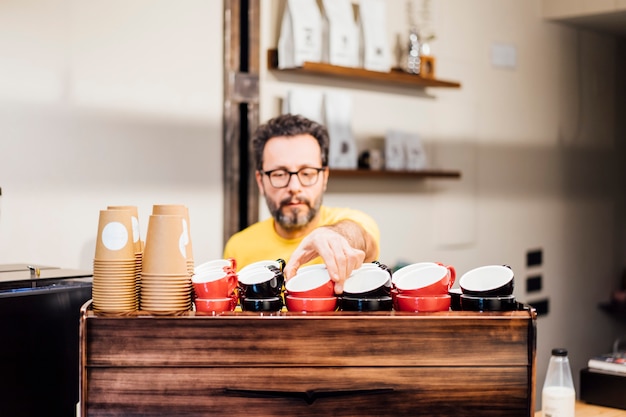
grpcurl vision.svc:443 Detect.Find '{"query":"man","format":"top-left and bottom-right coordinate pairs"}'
top-left (223, 114), bottom-right (380, 294)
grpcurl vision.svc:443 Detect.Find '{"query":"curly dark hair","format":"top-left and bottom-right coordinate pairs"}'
top-left (252, 114), bottom-right (329, 171)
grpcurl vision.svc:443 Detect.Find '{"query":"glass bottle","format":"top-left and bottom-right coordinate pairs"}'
top-left (542, 348), bottom-right (575, 417)
top-left (404, 27), bottom-right (421, 74)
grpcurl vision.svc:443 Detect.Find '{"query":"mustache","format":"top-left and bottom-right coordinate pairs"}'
top-left (279, 196), bottom-right (311, 207)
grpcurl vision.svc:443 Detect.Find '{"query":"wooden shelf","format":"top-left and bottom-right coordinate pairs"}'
top-left (267, 49), bottom-right (461, 89)
top-left (599, 302), bottom-right (626, 322)
top-left (330, 168), bottom-right (461, 179)
top-left (266, 49), bottom-right (462, 181)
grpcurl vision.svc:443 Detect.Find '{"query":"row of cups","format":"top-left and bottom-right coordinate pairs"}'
top-left (392, 262), bottom-right (516, 312)
top-left (192, 259), bottom-right (394, 313)
top-left (286, 261), bottom-right (392, 312)
top-left (193, 258), bottom-right (287, 313)
top-left (192, 258), bottom-right (517, 313)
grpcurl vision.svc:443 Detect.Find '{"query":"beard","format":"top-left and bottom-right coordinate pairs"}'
top-left (267, 194), bottom-right (323, 231)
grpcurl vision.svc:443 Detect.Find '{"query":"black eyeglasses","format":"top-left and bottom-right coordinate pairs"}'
top-left (260, 167), bottom-right (325, 188)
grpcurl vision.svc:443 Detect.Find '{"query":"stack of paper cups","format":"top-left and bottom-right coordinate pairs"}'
top-left (152, 204), bottom-right (194, 276)
top-left (92, 209), bottom-right (139, 313)
top-left (140, 213), bottom-right (192, 313)
top-left (107, 205), bottom-right (142, 301)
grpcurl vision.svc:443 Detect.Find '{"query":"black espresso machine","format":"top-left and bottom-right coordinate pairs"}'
top-left (0, 264), bottom-right (92, 417)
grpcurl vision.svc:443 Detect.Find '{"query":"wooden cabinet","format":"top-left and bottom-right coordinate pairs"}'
top-left (80, 302), bottom-right (537, 417)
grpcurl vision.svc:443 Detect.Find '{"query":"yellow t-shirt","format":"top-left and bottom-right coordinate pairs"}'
top-left (223, 206), bottom-right (380, 271)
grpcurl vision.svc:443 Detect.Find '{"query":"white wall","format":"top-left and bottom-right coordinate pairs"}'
top-left (1, 0), bottom-right (625, 411)
top-left (261, 0), bottom-right (626, 409)
top-left (0, 0), bottom-right (226, 268)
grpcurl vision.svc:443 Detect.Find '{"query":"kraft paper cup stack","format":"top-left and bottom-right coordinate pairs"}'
top-left (92, 209), bottom-right (140, 313)
top-left (152, 204), bottom-right (194, 276)
top-left (107, 205), bottom-right (143, 299)
top-left (140, 214), bottom-right (192, 314)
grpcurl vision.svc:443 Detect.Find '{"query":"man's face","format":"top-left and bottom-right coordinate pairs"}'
top-left (256, 134), bottom-right (328, 233)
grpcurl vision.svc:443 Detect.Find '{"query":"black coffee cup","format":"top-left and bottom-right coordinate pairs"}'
top-left (240, 296), bottom-right (283, 312)
top-left (342, 267), bottom-right (392, 298)
top-left (339, 296), bottom-right (393, 312)
top-left (237, 266), bottom-right (284, 298)
top-left (459, 264), bottom-right (514, 297)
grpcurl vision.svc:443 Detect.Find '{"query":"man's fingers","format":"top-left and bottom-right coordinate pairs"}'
top-left (286, 228), bottom-right (366, 294)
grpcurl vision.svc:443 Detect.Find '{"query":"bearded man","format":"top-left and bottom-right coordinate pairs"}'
top-left (223, 114), bottom-right (380, 294)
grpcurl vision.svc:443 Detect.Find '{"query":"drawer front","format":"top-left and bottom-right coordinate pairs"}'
top-left (84, 366), bottom-right (532, 417)
top-left (85, 313), bottom-right (534, 367)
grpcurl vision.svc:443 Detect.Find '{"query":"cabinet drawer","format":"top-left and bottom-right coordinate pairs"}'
top-left (84, 366), bottom-right (532, 417)
top-left (85, 311), bottom-right (534, 367)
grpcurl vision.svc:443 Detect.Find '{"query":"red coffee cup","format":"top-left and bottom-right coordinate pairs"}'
top-left (194, 294), bottom-right (237, 313)
top-left (285, 267), bottom-right (334, 298)
top-left (285, 295), bottom-right (337, 312)
top-left (392, 262), bottom-right (455, 287)
top-left (192, 268), bottom-right (238, 298)
top-left (395, 294), bottom-right (451, 312)
top-left (436, 262), bottom-right (456, 285)
top-left (194, 258), bottom-right (236, 275)
top-left (395, 264), bottom-right (453, 296)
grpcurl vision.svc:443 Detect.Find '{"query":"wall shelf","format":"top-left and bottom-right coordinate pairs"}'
top-left (267, 49), bottom-right (462, 181)
top-left (267, 50), bottom-right (461, 89)
top-left (599, 302), bottom-right (626, 322)
top-left (330, 168), bottom-right (461, 179)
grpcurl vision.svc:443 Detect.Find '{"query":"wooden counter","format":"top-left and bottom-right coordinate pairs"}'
top-left (80, 302), bottom-right (536, 417)
top-left (536, 401), bottom-right (626, 416)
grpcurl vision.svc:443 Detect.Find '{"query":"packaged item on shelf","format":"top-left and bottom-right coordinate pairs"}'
top-left (277, 0), bottom-right (323, 69)
top-left (384, 130), bottom-right (407, 171)
top-left (384, 130), bottom-right (427, 171)
top-left (324, 91), bottom-right (357, 169)
top-left (404, 132), bottom-right (427, 171)
top-left (321, 0), bottom-right (359, 67)
top-left (282, 88), bottom-right (324, 124)
top-left (357, 0), bottom-right (391, 72)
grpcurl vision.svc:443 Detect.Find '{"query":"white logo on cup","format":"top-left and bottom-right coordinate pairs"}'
top-left (131, 216), bottom-right (140, 243)
top-left (101, 221), bottom-right (129, 250)
top-left (178, 232), bottom-right (187, 258)
top-left (181, 219), bottom-right (190, 245)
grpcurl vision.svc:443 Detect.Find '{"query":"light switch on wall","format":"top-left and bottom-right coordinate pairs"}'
top-left (491, 42), bottom-right (517, 69)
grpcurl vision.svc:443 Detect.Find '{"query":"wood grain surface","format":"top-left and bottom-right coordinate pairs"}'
top-left (81, 306), bottom-right (536, 417)
top-left (536, 401), bottom-right (626, 417)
